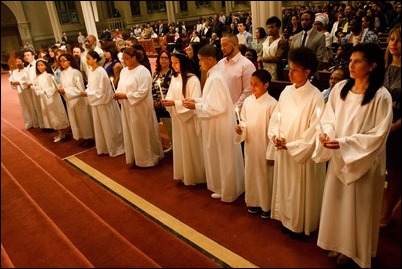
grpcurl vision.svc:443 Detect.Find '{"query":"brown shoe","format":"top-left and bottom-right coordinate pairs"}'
top-left (328, 251), bottom-right (340, 258)
top-left (336, 254), bottom-right (352, 266)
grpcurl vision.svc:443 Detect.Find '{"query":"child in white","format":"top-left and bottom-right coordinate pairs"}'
top-left (31, 58), bottom-right (70, 142)
top-left (235, 69), bottom-right (277, 216)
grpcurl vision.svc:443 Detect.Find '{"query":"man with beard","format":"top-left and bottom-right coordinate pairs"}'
top-left (80, 34), bottom-right (105, 82)
top-left (290, 11), bottom-right (326, 70)
top-left (216, 33), bottom-right (255, 111)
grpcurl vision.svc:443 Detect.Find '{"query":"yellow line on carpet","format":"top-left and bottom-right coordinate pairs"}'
top-left (64, 156), bottom-right (258, 268)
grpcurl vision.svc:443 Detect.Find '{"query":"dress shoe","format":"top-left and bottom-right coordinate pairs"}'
top-left (328, 251), bottom-right (340, 258)
top-left (336, 254), bottom-right (352, 266)
top-left (280, 224), bottom-right (291, 234)
top-left (261, 210), bottom-right (271, 219)
top-left (289, 231), bottom-right (307, 241)
top-left (247, 207), bottom-right (261, 214)
top-left (211, 193), bottom-right (221, 199)
top-left (80, 139), bottom-right (95, 148)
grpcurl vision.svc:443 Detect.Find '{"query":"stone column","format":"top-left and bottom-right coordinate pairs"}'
top-left (251, 1), bottom-right (283, 37)
top-left (225, 1), bottom-right (233, 14)
top-left (17, 21), bottom-right (32, 45)
top-left (165, 1), bottom-right (175, 25)
top-left (80, 1), bottom-right (99, 40)
top-left (45, 1), bottom-right (62, 42)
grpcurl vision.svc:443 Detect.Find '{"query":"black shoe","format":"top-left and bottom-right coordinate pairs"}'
top-left (261, 210), bottom-right (271, 219)
top-left (289, 231), bottom-right (307, 241)
top-left (81, 139), bottom-right (95, 148)
top-left (280, 224), bottom-right (291, 234)
top-left (247, 207), bottom-right (261, 214)
top-left (41, 128), bottom-right (55, 133)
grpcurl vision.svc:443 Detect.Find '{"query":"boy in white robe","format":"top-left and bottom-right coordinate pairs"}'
top-left (184, 45), bottom-right (244, 202)
top-left (268, 47), bottom-right (326, 238)
top-left (235, 69), bottom-right (277, 216)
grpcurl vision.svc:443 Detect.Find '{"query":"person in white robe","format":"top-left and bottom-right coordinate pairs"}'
top-left (162, 51), bottom-right (205, 186)
top-left (24, 49), bottom-right (44, 128)
top-left (268, 47), bottom-right (326, 238)
top-left (312, 43), bottom-right (393, 268)
top-left (234, 69), bottom-right (277, 214)
top-left (183, 45), bottom-right (243, 202)
top-left (113, 47), bottom-right (164, 167)
top-left (58, 53), bottom-right (95, 147)
top-left (8, 55), bottom-right (38, 129)
top-left (31, 59), bottom-right (70, 142)
top-left (82, 50), bottom-right (125, 157)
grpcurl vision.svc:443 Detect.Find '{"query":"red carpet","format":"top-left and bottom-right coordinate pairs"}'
top-left (1, 71), bottom-right (400, 268)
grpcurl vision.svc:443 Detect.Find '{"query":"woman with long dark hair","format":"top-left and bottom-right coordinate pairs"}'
top-left (161, 50), bottom-right (205, 186)
top-left (313, 43), bottom-right (392, 268)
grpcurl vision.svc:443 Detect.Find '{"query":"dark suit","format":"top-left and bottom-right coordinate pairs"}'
top-left (61, 35), bottom-right (69, 45)
top-left (291, 28), bottom-right (326, 65)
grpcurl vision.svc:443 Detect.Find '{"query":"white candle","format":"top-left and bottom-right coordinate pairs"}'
top-left (316, 107), bottom-right (324, 134)
top-left (277, 112), bottom-right (281, 138)
top-left (158, 80), bottom-right (164, 100)
top-left (235, 106), bottom-right (241, 122)
top-left (52, 76), bottom-right (59, 88)
top-left (110, 77), bottom-right (116, 92)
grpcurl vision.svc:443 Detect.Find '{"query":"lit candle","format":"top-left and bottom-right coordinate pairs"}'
top-left (316, 107), bottom-right (324, 134)
top-left (52, 76), bottom-right (59, 88)
top-left (235, 106), bottom-right (241, 123)
top-left (277, 112), bottom-right (281, 138)
top-left (110, 77), bottom-right (116, 92)
top-left (158, 80), bottom-right (164, 100)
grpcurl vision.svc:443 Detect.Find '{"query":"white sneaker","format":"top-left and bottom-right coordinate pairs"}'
top-left (54, 135), bottom-right (65, 143)
top-left (211, 193), bottom-right (221, 199)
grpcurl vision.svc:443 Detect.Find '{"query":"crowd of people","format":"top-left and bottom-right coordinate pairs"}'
top-left (7, 1), bottom-right (401, 268)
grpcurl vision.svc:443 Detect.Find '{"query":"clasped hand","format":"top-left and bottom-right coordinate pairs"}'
top-left (273, 136), bottom-right (287, 150)
top-left (319, 133), bottom-right (340, 149)
top-left (182, 98), bottom-right (195, 109)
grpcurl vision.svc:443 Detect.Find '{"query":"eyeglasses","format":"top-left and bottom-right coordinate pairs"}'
top-left (59, 59), bottom-right (69, 63)
top-left (160, 56), bottom-right (169, 59)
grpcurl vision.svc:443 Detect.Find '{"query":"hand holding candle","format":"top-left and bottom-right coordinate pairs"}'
top-left (277, 112), bottom-right (281, 138)
top-left (316, 107), bottom-right (324, 134)
top-left (158, 80), bottom-right (164, 100)
top-left (110, 77), bottom-right (116, 92)
top-left (235, 106), bottom-right (242, 123)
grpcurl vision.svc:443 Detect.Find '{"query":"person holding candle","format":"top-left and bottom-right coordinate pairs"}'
top-left (162, 50), bottom-right (206, 186)
top-left (24, 49), bottom-right (44, 129)
top-left (234, 69), bottom-right (277, 216)
top-left (9, 54), bottom-right (38, 130)
top-left (151, 50), bottom-right (173, 153)
top-left (58, 53), bottom-right (95, 147)
top-left (183, 45), bottom-right (242, 201)
top-left (31, 58), bottom-right (70, 142)
top-left (312, 43), bottom-right (392, 268)
top-left (114, 47), bottom-right (164, 167)
top-left (81, 50), bottom-right (124, 157)
top-left (267, 46), bottom-right (326, 240)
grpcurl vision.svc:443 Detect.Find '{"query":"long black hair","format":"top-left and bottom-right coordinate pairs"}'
top-left (171, 50), bottom-right (195, 98)
top-left (340, 43), bottom-right (385, 105)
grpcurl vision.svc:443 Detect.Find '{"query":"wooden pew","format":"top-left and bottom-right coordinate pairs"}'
top-left (268, 80), bottom-right (292, 100)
